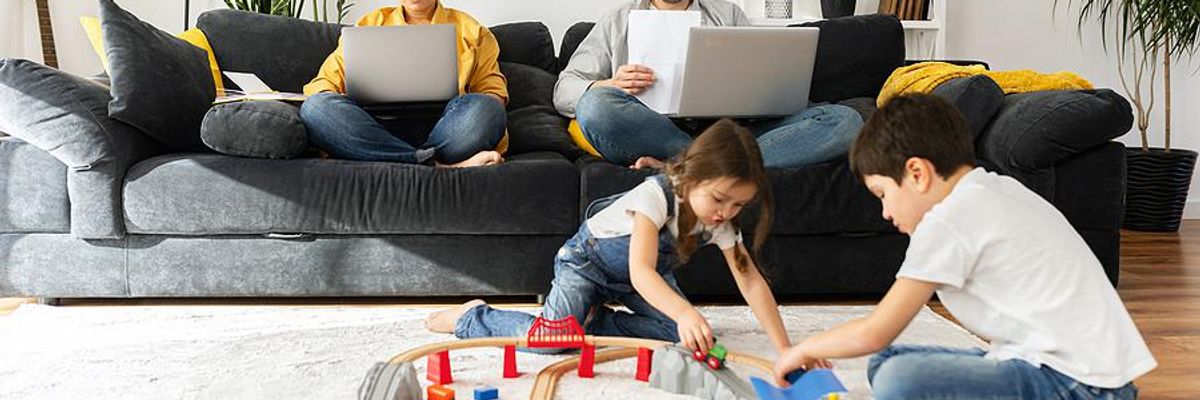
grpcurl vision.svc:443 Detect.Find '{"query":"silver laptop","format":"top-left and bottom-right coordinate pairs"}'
top-left (671, 27), bottom-right (819, 118)
top-left (342, 24), bottom-right (458, 104)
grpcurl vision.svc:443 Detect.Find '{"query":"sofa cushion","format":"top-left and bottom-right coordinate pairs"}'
top-left (123, 152), bottom-right (580, 235)
top-left (490, 22), bottom-right (558, 73)
top-left (507, 105), bottom-right (583, 160)
top-left (578, 157), bottom-right (895, 235)
top-left (976, 89), bottom-right (1132, 196)
top-left (0, 138), bottom-right (69, 233)
top-left (201, 101), bottom-right (309, 159)
top-left (559, 22), bottom-right (596, 73)
top-left (100, 0), bottom-right (215, 152)
top-left (0, 58), bottom-right (165, 239)
top-left (796, 14), bottom-right (905, 103)
top-left (500, 62), bottom-right (555, 110)
top-left (198, 9), bottom-right (343, 94)
top-left (931, 75), bottom-right (1004, 139)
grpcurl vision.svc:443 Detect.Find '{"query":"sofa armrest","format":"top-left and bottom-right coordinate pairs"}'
top-left (975, 89), bottom-right (1132, 197)
top-left (0, 59), bottom-right (166, 239)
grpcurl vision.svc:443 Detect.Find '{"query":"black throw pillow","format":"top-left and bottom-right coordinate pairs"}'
top-left (797, 14), bottom-right (905, 103)
top-left (499, 62), bottom-right (556, 110)
top-left (101, 0), bottom-right (215, 152)
top-left (931, 75), bottom-right (1004, 140)
top-left (490, 22), bottom-right (558, 74)
top-left (507, 105), bottom-right (582, 160)
top-left (559, 22), bottom-right (596, 74)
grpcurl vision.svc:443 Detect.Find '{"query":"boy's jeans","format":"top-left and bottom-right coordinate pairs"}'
top-left (455, 225), bottom-right (683, 353)
top-left (868, 345), bottom-right (1139, 400)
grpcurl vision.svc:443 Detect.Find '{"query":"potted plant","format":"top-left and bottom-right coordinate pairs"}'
top-left (1063, 0), bottom-right (1200, 232)
top-left (223, 0), bottom-right (354, 23)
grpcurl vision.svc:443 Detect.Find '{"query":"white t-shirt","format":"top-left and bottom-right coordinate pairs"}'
top-left (897, 168), bottom-right (1156, 388)
top-left (586, 179), bottom-right (742, 250)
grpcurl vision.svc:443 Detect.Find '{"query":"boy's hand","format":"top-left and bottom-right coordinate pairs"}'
top-left (772, 344), bottom-right (833, 386)
top-left (675, 307), bottom-right (714, 353)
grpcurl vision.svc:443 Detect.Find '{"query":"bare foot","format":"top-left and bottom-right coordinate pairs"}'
top-left (436, 151), bottom-right (504, 168)
top-left (424, 299), bottom-right (486, 333)
top-left (630, 156), bottom-right (665, 170)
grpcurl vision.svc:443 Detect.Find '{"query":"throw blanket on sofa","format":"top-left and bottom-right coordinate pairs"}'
top-left (877, 62), bottom-right (1093, 107)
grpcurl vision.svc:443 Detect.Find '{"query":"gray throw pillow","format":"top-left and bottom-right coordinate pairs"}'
top-left (0, 58), bottom-right (166, 238)
top-left (201, 101), bottom-right (309, 159)
top-left (931, 75), bottom-right (1004, 139)
top-left (101, 0), bottom-right (215, 152)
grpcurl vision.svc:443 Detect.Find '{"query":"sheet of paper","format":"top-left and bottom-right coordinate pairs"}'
top-left (628, 10), bottom-right (701, 114)
top-left (223, 71), bottom-right (274, 94)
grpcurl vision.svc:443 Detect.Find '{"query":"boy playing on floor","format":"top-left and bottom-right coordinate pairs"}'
top-left (772, 94), bottom-right (1156, 399)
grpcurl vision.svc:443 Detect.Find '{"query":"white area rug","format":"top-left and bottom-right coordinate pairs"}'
top-left (0, 304), bottom-right (981, 399)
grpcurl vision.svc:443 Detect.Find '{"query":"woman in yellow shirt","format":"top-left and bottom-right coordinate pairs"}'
top-left (300, 0), bottom-right (509, 167)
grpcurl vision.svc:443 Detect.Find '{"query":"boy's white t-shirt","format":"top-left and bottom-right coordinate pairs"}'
top-left (586, 179), bottom-right (742, 250)
top-left (898, 168), bottom-right (1156, 388)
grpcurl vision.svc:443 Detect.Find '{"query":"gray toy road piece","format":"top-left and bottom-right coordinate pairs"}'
top-left (359, 361), bottom-right (422, 400)
top-left (649, 345), bottom-right (757, 400)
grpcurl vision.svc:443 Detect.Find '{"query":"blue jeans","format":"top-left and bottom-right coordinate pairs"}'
top-left (574, 86), bottom-right (864, 168)
top-left (455, 225), bottom-right (683, 353)
top-left (868, 345), bottom-right (1139, 400)
top-left (299, 92), bottom-right (505, 164)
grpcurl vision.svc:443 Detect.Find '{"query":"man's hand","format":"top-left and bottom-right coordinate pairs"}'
top-left (596, 64), bottom-right (655, 95)
top-left (772, 343), bottom-right (833, 386)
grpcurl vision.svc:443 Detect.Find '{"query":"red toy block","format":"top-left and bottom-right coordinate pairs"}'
top-left (503, 344), bottom-right (520, 378)
top-left (578, 343), bottom-right (595, 378)
top-left (427, 384), bottom-right (455, 400)
top-left (427, 349), bottom-right (453, 384)
top-left (635, 347), bottom-right (653, 382)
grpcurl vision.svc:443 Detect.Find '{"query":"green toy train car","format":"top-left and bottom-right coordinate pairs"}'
top-left (691, 343), bottom-right (728, 370)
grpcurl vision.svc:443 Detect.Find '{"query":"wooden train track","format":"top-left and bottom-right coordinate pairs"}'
top-left (382, 335), bottom-right (775, 399)
top-left (528, 347), bottom-right (640, 399)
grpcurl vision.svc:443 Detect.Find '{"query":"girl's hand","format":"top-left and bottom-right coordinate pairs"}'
top-left (675, 307), bottom-right (714, 353)
top-left (772, 344), bottom-right (833, 386)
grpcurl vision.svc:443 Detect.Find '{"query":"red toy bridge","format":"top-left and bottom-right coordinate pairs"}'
top-left (526, 315), bottom-right (587, 348)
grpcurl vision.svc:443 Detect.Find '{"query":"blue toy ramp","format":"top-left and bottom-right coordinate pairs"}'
top-left (751, 369), bottom-right (847, 400)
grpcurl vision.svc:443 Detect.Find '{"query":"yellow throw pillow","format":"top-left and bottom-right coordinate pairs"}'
top-left (81, 16), bottom-right (225, 95)
top-left (567, 119), bottom-right (601, 157)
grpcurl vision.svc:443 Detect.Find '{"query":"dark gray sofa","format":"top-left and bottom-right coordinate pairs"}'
top-left (0, 11), bottom-right (1131, 303)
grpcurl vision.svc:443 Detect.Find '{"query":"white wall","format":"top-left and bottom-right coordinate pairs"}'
top-left (8, 0), bottom-right (1200, 216)
top-left (944, 0), bottom-right (1200, 217)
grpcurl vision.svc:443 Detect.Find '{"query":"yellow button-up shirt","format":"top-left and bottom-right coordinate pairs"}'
top-left (303, 3), bottom-right (509, 104)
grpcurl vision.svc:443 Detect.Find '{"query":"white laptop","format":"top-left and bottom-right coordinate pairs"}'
top-left (342, 24), bottom-right (459, 104)
top-left (670, 26), bottom-right (820, 118)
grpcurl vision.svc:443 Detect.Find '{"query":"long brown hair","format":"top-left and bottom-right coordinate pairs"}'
top-left (664, 119), bottom-right (772, 272)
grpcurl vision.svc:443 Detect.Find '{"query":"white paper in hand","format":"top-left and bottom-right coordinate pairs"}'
top-left (628, 10), bottom-right (701, 115)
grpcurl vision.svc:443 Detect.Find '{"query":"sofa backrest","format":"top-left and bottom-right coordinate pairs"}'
top-left (197, 10), bottom-right (561, 93)
top-left (198, 10), bottom-right (343, 94)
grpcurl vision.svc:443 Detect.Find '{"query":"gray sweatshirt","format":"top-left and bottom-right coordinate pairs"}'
top-left (553, 0), bottom-right (750, 118)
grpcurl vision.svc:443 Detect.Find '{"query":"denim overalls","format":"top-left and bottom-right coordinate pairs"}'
top-left (455, 175), bottom-right (690, 348)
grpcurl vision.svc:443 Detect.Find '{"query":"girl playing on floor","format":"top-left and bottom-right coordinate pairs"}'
top-left (425, 119), bottom-right (791, 354)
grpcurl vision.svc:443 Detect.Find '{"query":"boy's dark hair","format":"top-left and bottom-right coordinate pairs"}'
top-left (665, 118), bottom-right (771, 273)
top-left (849, 93), bottom-right (976, 183)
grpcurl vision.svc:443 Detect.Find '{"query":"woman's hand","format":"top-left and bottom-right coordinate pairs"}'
top-left (597, 64), bottom-right (655, 95)
top-left (772, 343), bottom-right (833, 386)
top-left (675, 307), bottom-right (714, 353)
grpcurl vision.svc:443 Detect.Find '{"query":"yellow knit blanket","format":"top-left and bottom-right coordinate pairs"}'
top-left (877, 62), bottom-right (1094, 107)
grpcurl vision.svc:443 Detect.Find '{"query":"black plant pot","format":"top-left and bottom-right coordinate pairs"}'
top-left (821, 0), bottom-right (856, 18)
top-left (1123, 147), bottom-right (1198, 232)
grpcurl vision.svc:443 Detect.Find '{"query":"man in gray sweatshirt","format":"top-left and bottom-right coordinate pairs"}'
top-left (555, 0), bottom-right (863, 169)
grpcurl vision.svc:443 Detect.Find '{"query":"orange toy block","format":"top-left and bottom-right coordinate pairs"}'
top-left (427, 384), bottom-right (455, 400)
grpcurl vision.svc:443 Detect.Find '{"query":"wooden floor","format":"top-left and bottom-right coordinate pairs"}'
top-left (2, 222), bottom-right (1198, 398)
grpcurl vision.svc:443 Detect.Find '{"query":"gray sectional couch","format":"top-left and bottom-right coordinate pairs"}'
top-left (0, 11), bottom-right (1133, 303)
